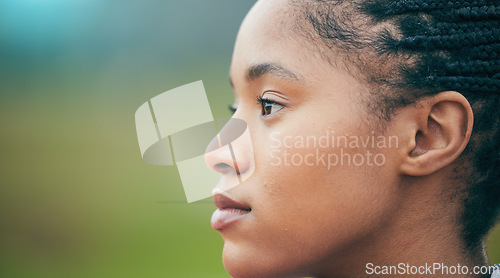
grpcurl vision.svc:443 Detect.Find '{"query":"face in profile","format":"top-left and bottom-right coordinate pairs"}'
top-left (206, 0), bottom-right (412, 277)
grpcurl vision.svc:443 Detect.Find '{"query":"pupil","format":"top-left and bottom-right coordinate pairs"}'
top-left (264, 103), bottom-right (273, 115)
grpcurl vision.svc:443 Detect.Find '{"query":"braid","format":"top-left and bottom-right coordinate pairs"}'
top-left (368, 0), bottom-right (498, 18)
top-left (429, 21), bottom-right (499, 36)
top-left (461, 95), bottom-right (500, 245)
top-left (437, 76), bottom-right (500, 94)
top-left (448, 5), bottom-right (500, 21)
top-left (398, 31), bottom-right (499, 49)
top-left (305, 0), bottom-right (500, 249)
top-left (458, 43), bottom-right (499, 59)
top-left (443, 60), bottom-right (500, 76)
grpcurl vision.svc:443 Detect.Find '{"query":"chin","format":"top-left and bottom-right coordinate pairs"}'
top-left (222, 243), bottom-right (305, 278)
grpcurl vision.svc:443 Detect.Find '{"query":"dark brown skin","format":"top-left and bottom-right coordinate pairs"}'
top-left (205, 1), bottom-right (486, 277)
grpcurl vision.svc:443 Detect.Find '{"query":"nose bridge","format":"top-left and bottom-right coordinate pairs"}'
top-left (205, 118), bottom-right (254, 183)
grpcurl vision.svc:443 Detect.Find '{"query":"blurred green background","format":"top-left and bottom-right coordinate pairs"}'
top-left (0, 0), bottom-right (498, 277)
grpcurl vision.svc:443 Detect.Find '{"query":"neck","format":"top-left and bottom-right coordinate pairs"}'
top-left (320, 173), bottom-right (489, 278)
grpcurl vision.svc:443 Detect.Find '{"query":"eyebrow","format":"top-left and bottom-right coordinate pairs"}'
top-left (247, 63), bottom-right (299, 81)
top-left (229, 62), bottom-right (300, 88)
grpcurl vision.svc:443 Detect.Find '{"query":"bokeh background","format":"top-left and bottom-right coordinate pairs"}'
top-left (0, 0), bottom-right (498, 277)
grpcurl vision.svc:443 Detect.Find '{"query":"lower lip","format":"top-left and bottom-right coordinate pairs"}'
top-left (211, 208), bottom-right (251, 230)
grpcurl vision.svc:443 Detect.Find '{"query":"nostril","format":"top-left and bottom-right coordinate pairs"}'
top-left (215, 162), bottom-right (230, 170)
top-left (214, 162), bottom-right (240, 175)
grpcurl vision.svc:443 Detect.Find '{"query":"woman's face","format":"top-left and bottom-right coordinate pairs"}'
top-left (207, 0), bottom-right (403, 277)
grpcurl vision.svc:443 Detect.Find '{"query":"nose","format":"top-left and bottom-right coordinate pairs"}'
top-left (204, 118), bottom-right (254, 189)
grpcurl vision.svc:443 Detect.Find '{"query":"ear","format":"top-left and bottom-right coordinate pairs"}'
top-left (399, 91), bottom-right (473, 176)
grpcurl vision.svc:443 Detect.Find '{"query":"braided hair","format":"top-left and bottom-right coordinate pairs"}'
top-left (301, 0), bottom-right (500, 250)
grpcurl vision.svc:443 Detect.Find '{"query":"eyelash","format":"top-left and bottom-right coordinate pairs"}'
top-left (257, 95), bottom-right (284, 117)
top-left (228, 95), bottom-right (285, 117)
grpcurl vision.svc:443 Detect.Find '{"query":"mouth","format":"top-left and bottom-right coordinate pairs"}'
top-left (211, 193), bottom-right (251, 230)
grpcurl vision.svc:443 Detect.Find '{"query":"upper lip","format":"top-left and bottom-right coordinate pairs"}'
top-left (213, 193), bottom-right (251, 211)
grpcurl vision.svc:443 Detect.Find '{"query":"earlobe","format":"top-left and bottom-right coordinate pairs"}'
top-left (399, 91), bottom-right (474, 176)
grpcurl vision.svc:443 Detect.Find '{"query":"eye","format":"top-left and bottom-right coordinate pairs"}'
top-left (257, 95), bottom-right (284, 117)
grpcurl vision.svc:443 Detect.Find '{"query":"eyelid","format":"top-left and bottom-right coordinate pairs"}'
top-left (261, 91), bottom-right (288, 103)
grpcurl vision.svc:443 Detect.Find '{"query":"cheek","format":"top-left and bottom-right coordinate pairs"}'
top-left (259, 142), bottom-right (393, 236)
top-left (258, 125), bottom-right (395, 207)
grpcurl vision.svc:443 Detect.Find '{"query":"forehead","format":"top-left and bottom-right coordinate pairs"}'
top-left (238, 0), bottom-right (297, 37)
top-left (230, 0), bottom-right (316, 81)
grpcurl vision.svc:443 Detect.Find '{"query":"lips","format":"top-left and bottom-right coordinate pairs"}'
top-left (211, 193), bottom-right (251, 230)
